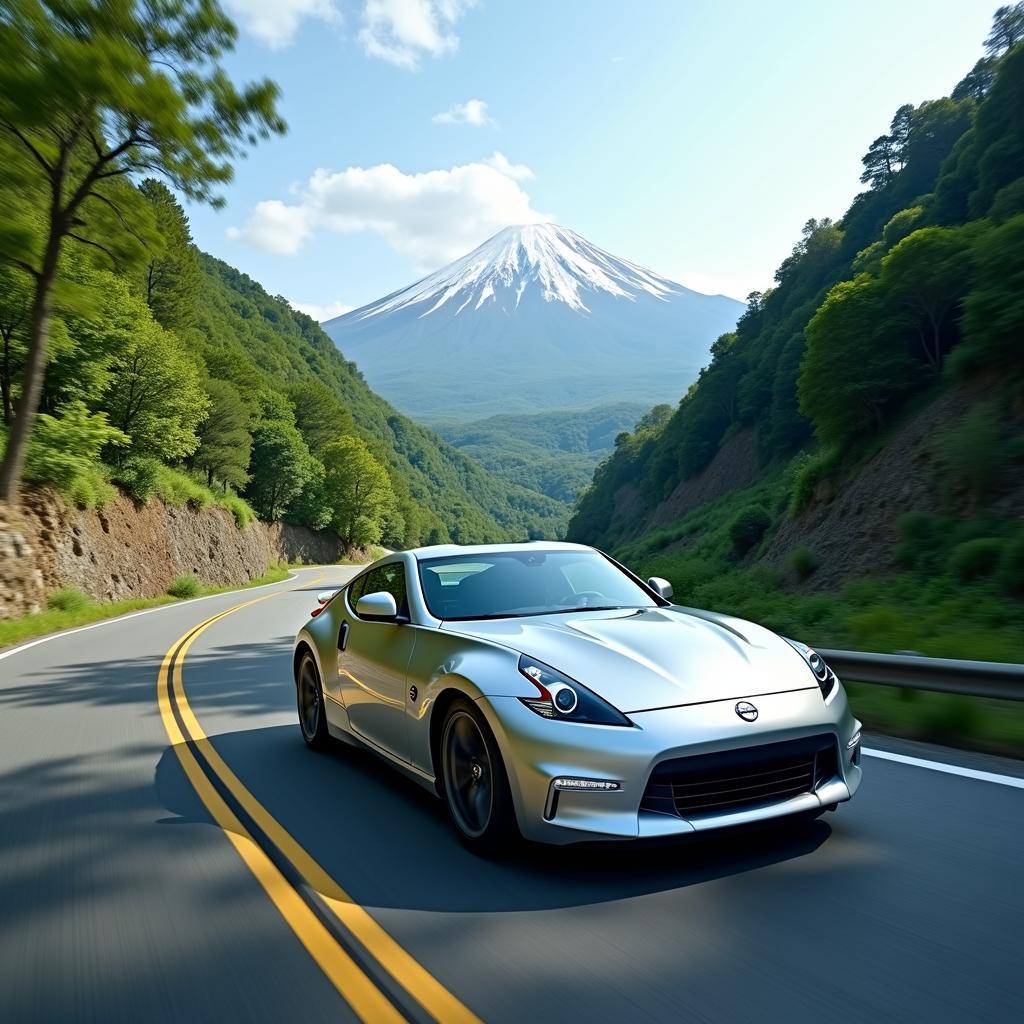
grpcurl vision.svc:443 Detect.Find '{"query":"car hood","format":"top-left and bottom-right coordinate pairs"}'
top-left (441, 606), bottom-right (818, 713)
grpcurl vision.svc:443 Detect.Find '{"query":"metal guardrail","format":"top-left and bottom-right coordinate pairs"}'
top-left (819, 649), bottom-right (1024, 702)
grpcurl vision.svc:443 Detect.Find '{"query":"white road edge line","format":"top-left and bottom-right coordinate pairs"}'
top-left (863, 747), bottom-right (1024, 789)
top-left (0, 568), bottom-right (316, 663)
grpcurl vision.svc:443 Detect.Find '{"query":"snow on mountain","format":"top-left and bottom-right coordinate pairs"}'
top-left (324, 224), bottom-right (744, 421)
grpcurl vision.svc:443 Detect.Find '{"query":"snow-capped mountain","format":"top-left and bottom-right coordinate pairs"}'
top-left (323, 224), bottom-right (744, 420)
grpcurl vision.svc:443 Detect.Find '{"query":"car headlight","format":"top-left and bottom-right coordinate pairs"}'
top-left (518, 655), bottom-right (632, 726)
top-left (784, 638), bottom-right (836, 699)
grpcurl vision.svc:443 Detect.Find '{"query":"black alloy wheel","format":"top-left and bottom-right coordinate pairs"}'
top-left (440, 698), bottom-right (517, 853)
top-left (297, 651), bottom-right (330, 750)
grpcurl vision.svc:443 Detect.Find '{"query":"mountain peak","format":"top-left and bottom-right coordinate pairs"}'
top-left (323, 224), bottom-right (743, 421)
top-left (331, 223), bottom-right (689, 324)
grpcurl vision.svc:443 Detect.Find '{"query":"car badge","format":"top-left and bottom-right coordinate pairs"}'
top-left (735, 701), bottom-right (759, 722)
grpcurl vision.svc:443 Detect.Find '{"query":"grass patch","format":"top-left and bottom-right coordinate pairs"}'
top-left (0, 595), bottom-right (177, 649)
top-left (0, 562), bottom-right (296, 650)
top-left (113, 461), bottom-right (257, 529)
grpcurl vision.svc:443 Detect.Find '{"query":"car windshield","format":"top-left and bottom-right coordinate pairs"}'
top-left (418, 549), bottom-right (659, 621)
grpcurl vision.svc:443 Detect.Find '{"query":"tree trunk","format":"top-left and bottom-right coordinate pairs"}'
top-left (0, 334), bottom-right (11, 427)
top-left (0, 233), bottom-right (59, 504)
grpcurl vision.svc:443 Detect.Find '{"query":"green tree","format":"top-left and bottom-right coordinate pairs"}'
top-left (879, 226), bottom-right (975, 371)
top-left (192, 378), bottom-right (251, 488)
top-left (953, 57), bottom-right (997, 102)
top-left (321, 435), bottom-right (397, 548)
top-left (288, 456), bottom-right (333, 531)
top-left (984, 3), bottom-right (1024, 57)
top-left (288, 379), bottom-right (355, 453)
top-left (246, 419), bottom-right (311, 520)
top-left (139, 179), bottom-right (201, 334)
top-left (961, 214), bottom-right (1024, 371)
top-left (634, 404), bottom-right (673, 434)
top-left (104, 317), bottom-right (209, 460)
top-left (800, 275), bottom-right (915, 446)
top-left (0, 0), bottom-right (284, 502)
top-left (860, 104), bottom-right (914, 189)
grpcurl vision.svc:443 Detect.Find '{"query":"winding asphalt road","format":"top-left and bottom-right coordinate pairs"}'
top-left (1, 566), bottom-right (1022, 1023)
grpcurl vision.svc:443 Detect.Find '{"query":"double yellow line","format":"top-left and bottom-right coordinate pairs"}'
top-left (156, 577), bottom-right (481, 1023)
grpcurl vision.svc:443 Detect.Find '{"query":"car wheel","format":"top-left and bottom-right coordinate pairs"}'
top-left (440, 698), bottom-right (518, 854)
top-left (296, 650), bottom-right (330, 751)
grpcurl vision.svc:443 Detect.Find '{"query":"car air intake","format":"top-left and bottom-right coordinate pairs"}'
top-left (640, 734), bottom-right (840, 819)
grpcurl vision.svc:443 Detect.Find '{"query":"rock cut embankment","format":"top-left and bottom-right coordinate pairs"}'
top-left (1, 487), bottom-right (346, 619)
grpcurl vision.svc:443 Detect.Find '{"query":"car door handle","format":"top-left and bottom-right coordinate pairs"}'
top-left (338, 621), bottom-right (350, 652)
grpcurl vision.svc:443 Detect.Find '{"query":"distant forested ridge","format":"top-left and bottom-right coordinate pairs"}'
top-left (570, 15), bottom-right (1024, 552)
top-left (436, 403), bottom-right (649, 504)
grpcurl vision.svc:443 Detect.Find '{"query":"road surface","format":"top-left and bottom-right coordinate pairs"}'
top-left (1, 566), bottom-right (1022, 1022)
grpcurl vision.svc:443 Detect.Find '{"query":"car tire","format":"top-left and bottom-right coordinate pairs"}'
top-left (296, 650), bottom-right (331, 751)
top-left (440, 698), bottom-right (519, 855)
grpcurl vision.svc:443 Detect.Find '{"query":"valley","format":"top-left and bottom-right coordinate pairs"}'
top-left (435, 402), bottom-right (649, 504)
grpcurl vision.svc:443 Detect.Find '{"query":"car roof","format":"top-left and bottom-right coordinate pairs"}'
top-left (409, 541), bottom-right (594, 561)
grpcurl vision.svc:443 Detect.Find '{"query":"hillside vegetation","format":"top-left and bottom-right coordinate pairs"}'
top-left (570, 14), bottom-right (1024, 670)
top-left (0, 182), bottom-right (565, 547)
top-left (0, 0), bottom-right (566, 548)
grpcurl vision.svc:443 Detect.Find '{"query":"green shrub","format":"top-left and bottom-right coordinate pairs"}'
top-left (895, 511), bottom-right (941, 570)
top-left (728, 504), bottom-right (772, 555)
top-left (789, 545), bottom-right (818, 580)
top-left (999, 530), bottom-right (1024, 597)
top-left (24, 401), bottom-right (127, 507)
top-left (948, 538), bottom-right (1003, 582)
top-left (921, 695), bottom-right (980, 746)
top-left (167, 573), bottom-right (201, 599)
top-left (113, 455), bottom-right (162, 502)
top-left (47, 588), bottom-right (91, 613)
top-left (789, 447), bottom-right (840, 515)
top-left (932, 402), bottom-right (1004, 501)
top-left (65, 467), bottom-right (117, 509)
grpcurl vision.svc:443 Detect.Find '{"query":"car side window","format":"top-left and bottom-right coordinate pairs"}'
top-left (351, 563), bottom-right (409, 619)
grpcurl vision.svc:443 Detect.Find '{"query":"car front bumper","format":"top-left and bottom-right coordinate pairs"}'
top-left (479, 684), bottom-right (862, 845)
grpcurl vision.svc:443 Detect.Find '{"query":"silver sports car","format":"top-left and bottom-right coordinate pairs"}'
top-left (293, 543), bottom-right (862, 851)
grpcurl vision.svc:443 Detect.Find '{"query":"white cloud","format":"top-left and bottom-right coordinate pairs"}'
top-left (358, 0), bottom-right (475, 69)
top-left (224, 0), bottom-right (340, 48)
top-left (484, 151), bottom-right (533, 181)
top-left (228, 155), bottom-right (551, 272)
top-left (291, 299), bottom-right (354, 322)
top-left (227, 200), bottom-right (312, 255)
top-left (433, 98), bottom-right (492, 126)
top-left (668, 268), bottom-right (753, 302)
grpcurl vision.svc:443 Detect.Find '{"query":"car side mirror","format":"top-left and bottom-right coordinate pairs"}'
top-left (355, 591), bottom-right (400, 622)
top-left (648, 576), bottom-right (673, 601)
top-left (317, 590), bottom-right (339, 606)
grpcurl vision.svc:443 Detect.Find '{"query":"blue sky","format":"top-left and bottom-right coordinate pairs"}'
top-left (189, 1), bottom-right (997, 318)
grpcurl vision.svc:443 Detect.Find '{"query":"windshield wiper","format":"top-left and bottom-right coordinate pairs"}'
top-left (552, 605), bottom-right (625, 614)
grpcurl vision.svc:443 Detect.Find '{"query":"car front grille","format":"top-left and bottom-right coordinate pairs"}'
top-left (640, 734), bottom-right (840, 819)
